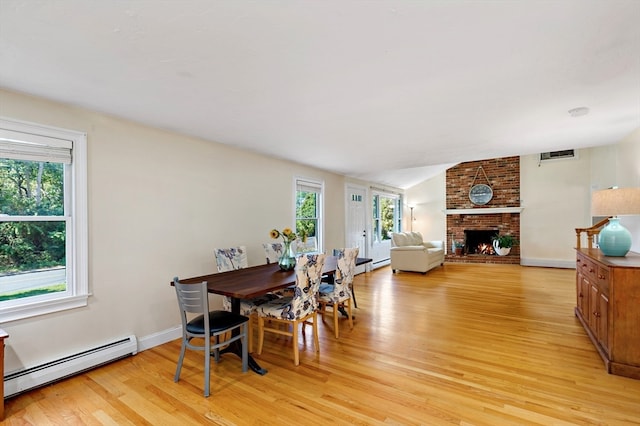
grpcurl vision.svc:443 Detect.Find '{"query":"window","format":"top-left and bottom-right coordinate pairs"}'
top-left (295, 178), bottom-right (323, 253)
top-left (372, 191), bottom-right (401, 242)
top-left (0, 117), bottom-right (88, 322)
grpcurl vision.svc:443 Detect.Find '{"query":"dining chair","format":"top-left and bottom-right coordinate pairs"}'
top-left (318, 248), bottom-right (359, 338)
top-left (262, 242), bottom-right (284, 264)
top-left (214, 246), bottom-right (280, 352)
top-left (331, 248), bottom-right (359, 309)
top-left (173, 277), bottom-right (249, 397)
top-left (214, 246), bottom-right (249, 272)
top-left (256, 253), bottom-right (326, 366)
top-left (262, 242), bottom-right (296, 297)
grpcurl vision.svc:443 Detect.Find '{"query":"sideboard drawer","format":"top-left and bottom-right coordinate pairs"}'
top-left (578, 254), bottom-right (598, 282)
top-left (597, 265), bottom-right (610, 295)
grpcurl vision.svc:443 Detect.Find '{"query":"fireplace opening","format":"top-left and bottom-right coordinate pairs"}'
top-left (464, 230), bottom-right (498, 255)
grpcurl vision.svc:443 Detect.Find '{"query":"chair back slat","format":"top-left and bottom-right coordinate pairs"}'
top-left (173, 278), bottom-right (209, 315)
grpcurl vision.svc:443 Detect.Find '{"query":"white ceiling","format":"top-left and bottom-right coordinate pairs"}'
top-left (1, 1), bottom-right (639, 189)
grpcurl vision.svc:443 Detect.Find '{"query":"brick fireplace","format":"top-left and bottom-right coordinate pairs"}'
top-left (445, 156), bottom-right (521, 264)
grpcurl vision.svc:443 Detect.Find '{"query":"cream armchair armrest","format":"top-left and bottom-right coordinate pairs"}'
top-left (423, 241), bottom-right (444, 249)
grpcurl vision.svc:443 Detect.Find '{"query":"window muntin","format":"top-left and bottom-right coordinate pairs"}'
top-left (295, 178), bottom-right (322, 253)
top-left (0, 118), bottom-right (87, 322)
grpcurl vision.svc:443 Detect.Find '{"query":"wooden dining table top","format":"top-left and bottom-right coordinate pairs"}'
top-left (175, 256), bottom-right (372, 300)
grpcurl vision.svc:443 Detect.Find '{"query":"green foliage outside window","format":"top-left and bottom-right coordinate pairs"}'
top-left (296, 191), bottom-right (317, 238)
top-left (0, 159), bottom-right (66, 273)
top-left (380, 197), bottom-right (395, 240)
top-left (373, 194), bottom-right (398, 242)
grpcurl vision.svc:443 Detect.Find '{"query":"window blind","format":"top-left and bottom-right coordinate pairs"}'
top-left (296, 180), bottom-right (321, 193)
top-left (0, 128), bottom-right (72, 164)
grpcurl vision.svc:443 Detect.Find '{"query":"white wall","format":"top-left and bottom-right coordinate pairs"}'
top-left (612, 128), bottom-right (640, 252)
top-left (404, 172), bottom-right (446, 243)
top-left (520, 151), bottom-right (593, 267)
top-left (0, 89), bottom-right (349, 372)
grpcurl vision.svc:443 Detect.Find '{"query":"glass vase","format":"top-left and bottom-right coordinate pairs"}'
top-left (278, 240), bottom-right (296, 271)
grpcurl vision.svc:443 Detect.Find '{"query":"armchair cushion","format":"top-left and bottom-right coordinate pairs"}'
top-left (390, 232), bottom-right (444, 274)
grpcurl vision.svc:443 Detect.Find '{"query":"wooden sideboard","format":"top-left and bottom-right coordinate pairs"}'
top-left (575, 249), bottom-right (640, 379)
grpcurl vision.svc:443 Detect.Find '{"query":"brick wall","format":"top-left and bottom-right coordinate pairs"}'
top-left (446, 156), bottom-right (520, 264)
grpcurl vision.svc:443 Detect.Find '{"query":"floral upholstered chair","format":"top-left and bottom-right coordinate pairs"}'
top-left (262, 242), bottom-right (296, 296)
top-left (262, 242), bottom-right (284, 264)
top-left (214, 246), bottom-right (280, 352)
top-left (256, 253), bottom-right (326, 366)
top-left (214, 246), bottom-right (249, 272)
top-left (318, 248), bottom-right (358, 338)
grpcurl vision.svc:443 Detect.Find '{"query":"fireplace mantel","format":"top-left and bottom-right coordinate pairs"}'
top-left (444, 207), bottom-right (523, 215)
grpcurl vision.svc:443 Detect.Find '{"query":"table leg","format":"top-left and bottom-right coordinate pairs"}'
top-left (218, 298), bottom-right (268, 375)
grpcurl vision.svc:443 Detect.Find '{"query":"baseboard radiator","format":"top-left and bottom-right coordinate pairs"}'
top-left (4, 335), bottom-right (138, 398)
top-left (372, 258), bottom-right (390, 269)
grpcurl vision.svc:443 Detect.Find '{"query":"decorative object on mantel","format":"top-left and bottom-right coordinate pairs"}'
top-left (270, 227), bottom-right (306, 270)
top-left (469, 166), bottom-right (493, 205)
top-left (591, 187), bottom-right (640, 257)
top-left (492, 234), bottom-right (518, 256)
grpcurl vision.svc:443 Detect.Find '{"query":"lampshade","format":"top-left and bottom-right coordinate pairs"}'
top-left (591, 187), bottom-right (640, 257)
top-left (591, 187), bottom-right (640, 216)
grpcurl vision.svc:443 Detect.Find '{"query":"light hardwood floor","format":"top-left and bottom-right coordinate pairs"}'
top-left (5, 263), bottom-right (640, 425)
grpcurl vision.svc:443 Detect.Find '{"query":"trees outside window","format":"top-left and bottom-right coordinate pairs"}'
top-left (1, 160), bottom-right (66, 276)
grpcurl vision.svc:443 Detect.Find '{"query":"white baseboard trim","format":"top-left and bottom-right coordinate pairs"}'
top-left (137, 326), bottom-right (181, 352)
top-left (520, 258), bottom-right (576, 269)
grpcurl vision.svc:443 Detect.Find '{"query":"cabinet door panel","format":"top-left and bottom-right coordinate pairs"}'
top-left (598, 292), bottom-right (610, 356)
top-left (589, 283), bottom-right (599, 331)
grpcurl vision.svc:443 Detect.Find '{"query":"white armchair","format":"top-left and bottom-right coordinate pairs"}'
top-left (390, 232), bottom-right (444, 274)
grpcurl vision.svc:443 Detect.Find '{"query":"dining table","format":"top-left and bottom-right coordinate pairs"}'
top-left (174, 256), bottom-right (372, 375)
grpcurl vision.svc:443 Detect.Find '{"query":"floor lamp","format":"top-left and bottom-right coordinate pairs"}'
top-left (409, 206), bottom-right (414, 231)
top-left (591, 187), bottom-right (640, 257)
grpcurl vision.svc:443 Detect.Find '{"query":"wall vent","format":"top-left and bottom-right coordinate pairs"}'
top-left (539, 149), bottom-right (575, 161)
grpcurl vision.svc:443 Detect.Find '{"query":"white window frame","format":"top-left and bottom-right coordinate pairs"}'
top-left (0, 117), bottom-right (88, 322)
top-left (294, 177), bottom-right (323, 254)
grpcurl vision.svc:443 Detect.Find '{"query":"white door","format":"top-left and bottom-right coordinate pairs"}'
top-left (346, 185), bottom-right (368, 274)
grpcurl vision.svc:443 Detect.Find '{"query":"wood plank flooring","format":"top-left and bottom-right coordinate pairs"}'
top-left (4, 263), bottom-right (640, 425)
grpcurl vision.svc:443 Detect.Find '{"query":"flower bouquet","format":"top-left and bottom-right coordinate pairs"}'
top-left (270, 228), bottom-right (306, 270)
